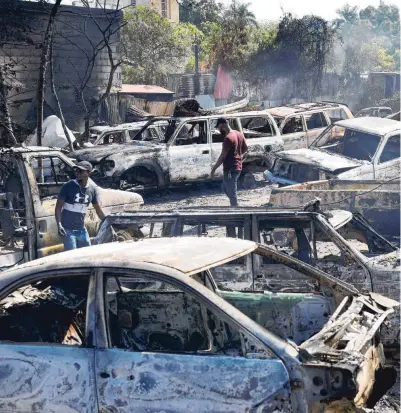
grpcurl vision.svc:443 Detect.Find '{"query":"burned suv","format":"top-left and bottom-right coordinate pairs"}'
top-left (72, 112), bottom-right (284, 189)
top-left (265, 117), bottom-right (401, 184)
top-left (264, 101), bottom-right (353, 150)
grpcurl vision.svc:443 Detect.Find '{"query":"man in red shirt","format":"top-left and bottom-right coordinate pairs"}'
top-left (211, 118), bottom-right (248, 206)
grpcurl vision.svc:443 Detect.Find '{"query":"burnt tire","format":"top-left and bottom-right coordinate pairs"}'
top-left (121, 166), bottom-right (159, 189)
top-left (239, 172), bottom-right (257, 190)
top-left (115, 230), bottom-right (133, 242)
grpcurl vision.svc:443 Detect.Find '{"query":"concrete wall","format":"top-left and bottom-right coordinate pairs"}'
top-left (0, 1), bottom-right (122, 131)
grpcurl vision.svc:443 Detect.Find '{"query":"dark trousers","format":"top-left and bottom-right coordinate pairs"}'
top-left (222, 170), bottom-right (241, 207)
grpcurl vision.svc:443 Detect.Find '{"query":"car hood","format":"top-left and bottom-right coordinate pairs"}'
top-left (276, 148), bottom-right (364, 174)
top-left (71, 141), bottom-right (163, 163)
top-left (366, 249), bottom-right (400, 270)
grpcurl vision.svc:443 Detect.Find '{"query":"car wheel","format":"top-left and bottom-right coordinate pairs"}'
top-left (239, 172), bottom-right (257, 190)
top-left (115, 230), bottom-right (133, 242)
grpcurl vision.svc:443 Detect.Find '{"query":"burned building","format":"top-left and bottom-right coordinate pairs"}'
top-left (0, 1), bottom-right (122, 131)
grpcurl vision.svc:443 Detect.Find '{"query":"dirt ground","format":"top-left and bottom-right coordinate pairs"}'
top-left (140, 174), bottom-right (274, 211)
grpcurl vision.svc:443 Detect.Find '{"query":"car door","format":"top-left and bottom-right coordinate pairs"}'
top-left (280, 115), bottom-right (308, 149)
top-left (238, 115), bottom-right (282, 165)
top-left (304, 112), bottom-right (329, 146)
top-left (26, 153), bottom-right (76, 257)
top-left (0, 270), bottom-right (97, 413)
top-left (168, 119), bottom-right (212, 183)
top-left (94, 270), bottom-right (292, 413)
top-left (372, 133), bottom-right (400, 180)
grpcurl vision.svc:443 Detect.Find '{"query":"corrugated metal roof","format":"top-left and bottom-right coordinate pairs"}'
top-left (167, 74), bottom-right (216, 98)
top-left (120, 84), bottom-right (174, 95)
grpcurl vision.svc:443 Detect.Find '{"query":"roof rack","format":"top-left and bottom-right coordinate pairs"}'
top-left (284, 102), bottom-right (339, 112)
top-left (321, 100), bottom-right (349, 107)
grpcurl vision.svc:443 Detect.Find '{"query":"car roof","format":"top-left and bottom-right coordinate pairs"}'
top-left (3, 237), bottom-right (257, 278)
top-left (91, 121), bottom-right (149, 134)
top-left (266, 102), bottom-right (343, 117)
top-left (143, 111), bottom-right (272, 123)
top-left (335, 117), bottom-right (401, 136)
top-left (0, 146), bottom-right (60, 154)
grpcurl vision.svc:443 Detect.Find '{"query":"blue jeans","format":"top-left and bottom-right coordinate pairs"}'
top-left (222, 170), bottom-right (241, 207)
top-left (63, 228), bottom-right (91, 251)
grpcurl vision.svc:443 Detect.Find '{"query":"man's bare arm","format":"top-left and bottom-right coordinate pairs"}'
top-left (93, 203), bottom-right (106, 221)
top-left (211, 145), bottom-right (230, 177)
top-left (55, 199), bottom-right (64, 226)
top-left (55, 199), bottom-right (67, 236)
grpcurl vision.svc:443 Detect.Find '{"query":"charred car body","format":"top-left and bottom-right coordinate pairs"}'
top-left (94, 207), bottom-right (400, 350)
top-left (264, 101), bottom-right (353, 150)
top-left (70, 112), bottom-right (284, 189)
top-left (269, 179), bottom-right (400, 245)
top-left (265, 117), bottom-right (400, 184)
top-left (71, 121), bottom-right (164, 168)
top-left (0, 147), bottom-right (143, 269)
top-left (355, 107), bottom-right (393, 118)
top-left (0, 237), bottom-right (397, 412)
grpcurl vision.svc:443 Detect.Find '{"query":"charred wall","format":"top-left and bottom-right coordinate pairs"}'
top-left (0, 1), bottom-right (122, 131)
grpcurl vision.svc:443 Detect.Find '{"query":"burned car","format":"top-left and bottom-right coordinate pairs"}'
top-left (0, 147), bottom-right (143, 269)
top-left (94, 207), bottom-right (400, 350)
top-left (73, 112), bottom-right (284, 190)
top-left (355, 106), bottom-right (393, 118)
top-left (264, 101), bottom-right (353, 149)
top-left (265, 117), bottom-right (400, 184)
top-left (70, 121), bottom-right (164, 168)
top-left (0, 237), bottom-right (397, 412)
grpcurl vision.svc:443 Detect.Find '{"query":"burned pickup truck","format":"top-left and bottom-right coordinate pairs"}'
top-left (265, 117), bottom-right (400, 184)
top-left (0, 237), bottom-right (397, 412)
top-left (0, 147), bottom-right (143, 269)
top-left (71, 112), bottom-right (284, 189)
top-left (95, 207), bottom-right (400, 349)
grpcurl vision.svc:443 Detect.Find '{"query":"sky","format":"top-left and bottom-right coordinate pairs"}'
top-left (222, 0), bottom-right (394, 21)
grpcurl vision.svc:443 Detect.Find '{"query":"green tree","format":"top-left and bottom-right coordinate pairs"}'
top-left (179, 0), bottom-right (223, 27)
top-left (122, 6), bottom-right (200, 85)
top-left (335, 3), bottom-right (360, 25)
top-left (198, 0), bottom-right (258, 72)
top-left (224, 0), bottom-right (257, 27)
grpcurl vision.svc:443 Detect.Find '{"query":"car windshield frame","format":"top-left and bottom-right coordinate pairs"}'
top-left (309, 124), bottom-right (384, 162)
top-left (131, 118), bottom-right (186, 144)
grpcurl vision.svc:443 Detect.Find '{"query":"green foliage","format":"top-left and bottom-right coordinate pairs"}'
top-left (332, 1), bottom-right (400, 76)
top-left (121, 6), bottom-right (201, 85)
top-left (179, 0), bottom-right (223, 27)
top-left (194, 0), bottom-right (261, 72)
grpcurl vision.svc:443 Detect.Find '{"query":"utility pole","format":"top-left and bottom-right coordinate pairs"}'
top-left (194, 41), bottom-right (200, 97)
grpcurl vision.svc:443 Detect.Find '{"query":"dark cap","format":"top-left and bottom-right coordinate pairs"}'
top-left (74, 161), bottom-right (93, 172)
top-left (215, 118), bottom-right (228, 127)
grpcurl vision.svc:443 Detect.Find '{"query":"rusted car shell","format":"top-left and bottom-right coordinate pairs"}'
top-left (0, 237), bottom-right (396, 412)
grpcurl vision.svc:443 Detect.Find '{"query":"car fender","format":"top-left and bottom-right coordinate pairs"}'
top-left (111, 157), bottom-right (167, 187)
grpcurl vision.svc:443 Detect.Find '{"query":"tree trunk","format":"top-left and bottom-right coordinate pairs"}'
top-left (50, 38), bottom-right (73, 151)
top-left (36, 0), bottom-right (62, 147)
top-left (0, 68), bottom-right (18, 147)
